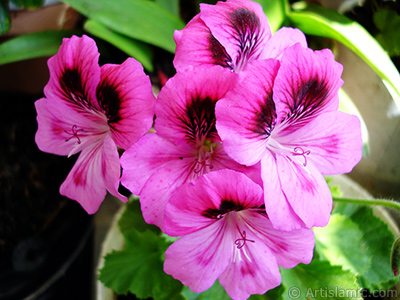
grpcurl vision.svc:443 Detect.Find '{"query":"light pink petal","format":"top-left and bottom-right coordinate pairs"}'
top-left (200, 0), bottom-right (271, 72)
top-left (173, 15), bottom-right (233, 72)
top-left (276, 111), bottom-right (363, 175)
top-left (262, 153), bottom-right (332, 230)
top-left (164, 169), bottom-right (264, 236)
top-left (120, 134), bottom-right (194, 196)
top-left (216, 59), bottom-right (280, 166)
top-left (35, 97), bottom-right (107, 157)
top-left (44, 35), bottom-right (101, 112)
top-left (260, 153), bottom-right (307, 231)
top-left (135, 157), bottom-right (194, 230)
top-left (60, 134), bottom-right (126, 214)
top-left (97, 58), bottom-right (156, 150)
top-left (164, 221), bottom-right (232, 293)
top-left (219, 218), bottom-right (281, 300)
top-left (273, 44), bottom-right (343, 133)
top-left (241, 211), bottom-right (315, 268)
top-left (261, 27), bottom-right (308, 60)
top-left (155, 66), bottom-right (237, 142)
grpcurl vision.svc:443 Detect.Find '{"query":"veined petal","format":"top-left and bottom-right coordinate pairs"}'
top-left (242, 211), bottom-right (315, 268)
top-left (262, 153), bottom-right (332, 230)
top-left (218, 218), bottom-right (281, 300)
top-left (173, 15), bottom-right (233, 72)
top-left (216, 59), bottom-right (280, 166)
top-left (261, 27), bottom-right (308, 60)
top-left (260, 154), bottom-right (307, 231)
top-left (44, 35), bottom-right (102, 113)
top-left (120, 133), bottom-right (194, 196)
top-left (60, 134), bottom-right (126, 214)
top-left (164, 169), bottom-right (264, 236)
top-left (200, 0), bottom-right (271, 72)
top-left (276, 111), bottom-right (363, 175)
top-left (164, 221), bottom-right (232, 293)
top-left (273, 44), bottom-right (343, 134)
top-left (155, 66), bottom-right (237, 143)
top-left (97, 58), bottom-right (156, 150)
top-left (35, 97), bottom-right (107, 157)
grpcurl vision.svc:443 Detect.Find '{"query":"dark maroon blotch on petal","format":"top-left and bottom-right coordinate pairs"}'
top-left (202, 200), bottom-right (245, 219)
top-left (59, 68), bottom-right (92, 110)
top-left (97, 81), bottom-right (122, 126)
top-left (288, 78), bottom-right (330, 123)
top-left (228, 8), bottom-right (263, 66)
top-left (208, 34), bottom-right (233, 69)
top-left (250, 94), bottom-right (276, 138)
top-left (179, 96), bottom-right (218, 143)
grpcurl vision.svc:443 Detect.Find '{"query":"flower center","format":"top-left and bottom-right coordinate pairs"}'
top-left (64, 124), bottom-right (84, 144)
top-left (235, 230), bottom-right (255, 249)
top-left (267, 139), bottom-right (311, 167)
top-left (193, 140), bottom-right (218, 174)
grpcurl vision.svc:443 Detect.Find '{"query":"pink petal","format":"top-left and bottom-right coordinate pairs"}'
top-left (164, 221), bottom-right (232, 293)
top-left (164, 169), bottom-right (264, 236)
top-left (215, 59), bottom-right (280, 166)
top-left (173, 15), bottom-right (232, 72)
top-left (60, 134), bottom-right (126, 214)
top-left (241, 210), bottom-right (315, 268)
top-left (97, 58), bottom-right (156, 150)
top-left (218, 219), bottom-right (281, 300)
top-left (44, 35), bottom-right (101, 112)
top-left (276, 111), bottom-right (363, 175)
top-left (34, 97), bottom-right (107, 157)
top-left (200, 0), bottom-right (271, 72)
top-left (261, 27), bottom-right (308, 60)
top-left (155, 66), bottom-right (237, 142)
top-left (262, 153), bottom-right (332, 230)
top-left (273, 44), bottom-right (343, 133)
top-left (260, 154), bottom-right (307, 231)
top-left (120, 134), bottom-right (194, 196)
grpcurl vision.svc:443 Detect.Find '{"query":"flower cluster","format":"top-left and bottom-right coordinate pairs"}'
top-left (35, 0), bottom-right (362, 299)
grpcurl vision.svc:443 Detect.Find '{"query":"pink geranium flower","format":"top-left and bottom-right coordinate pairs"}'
top-left (35, 35), bottom-right (156, 213)
top-left (120, 66), bottom-right (261, 230)
top-left (173, 0), bottom-right (307, 73)
top-left (215, 44), bottom-right (363, 230)
top-left (163, 169), bottom-right (315, 300)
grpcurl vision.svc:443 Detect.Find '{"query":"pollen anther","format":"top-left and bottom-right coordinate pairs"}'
top-left (64, 124), bottom-right (84, 144)
top-left (292, 146), bottom-right (311, 166)
top-left (235, 230), bottom-right (255, 249)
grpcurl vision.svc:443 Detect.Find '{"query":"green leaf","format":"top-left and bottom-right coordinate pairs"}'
top-left (281, 259), bottom-right (362, 300)
top-left (181, 281), bottom-right (231, 300)
top-left (84, 19), bottom-right (154, 72)
top-left (333, 204), bottom-right (399, 290)
top-left (181, 280), bottom-right (284, 300)
top-left (0, 30), bottom-right (76, 65)
top-left (62, 0), bottom-right (185, 53)
top-left (314, 214), bottom-right (371, 276)
top-left (373, 8), bottom-right (400, 57)
top-left (288, 2), bottom-right (400, 110)
top-left (118, 196), bottom-right (160, 238)
top-left (155, 0), bottom-right (179, 17)
top-left (253, 0), bottom-right (288, 33)
top-left (338, 88), bottom-right (369, 156)
top-left (99, 230), bottom-right (183, 300)
top-left (10, 0), bottom-right (44, 9)
top-left (0, 0), bottom-right (11, 35)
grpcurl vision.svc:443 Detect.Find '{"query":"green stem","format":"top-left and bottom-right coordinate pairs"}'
top-left (333, 197), bottom-right (400, 212)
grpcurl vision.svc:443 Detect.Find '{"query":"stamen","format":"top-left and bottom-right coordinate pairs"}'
top-left (292, 146), bottom-right (311, 166)
top-left (235, 230), bottom-right (255, 249)
top-left (64, 124), bottom-right (84, 144)
top-left (193, 155), bottom-right (214, 174)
